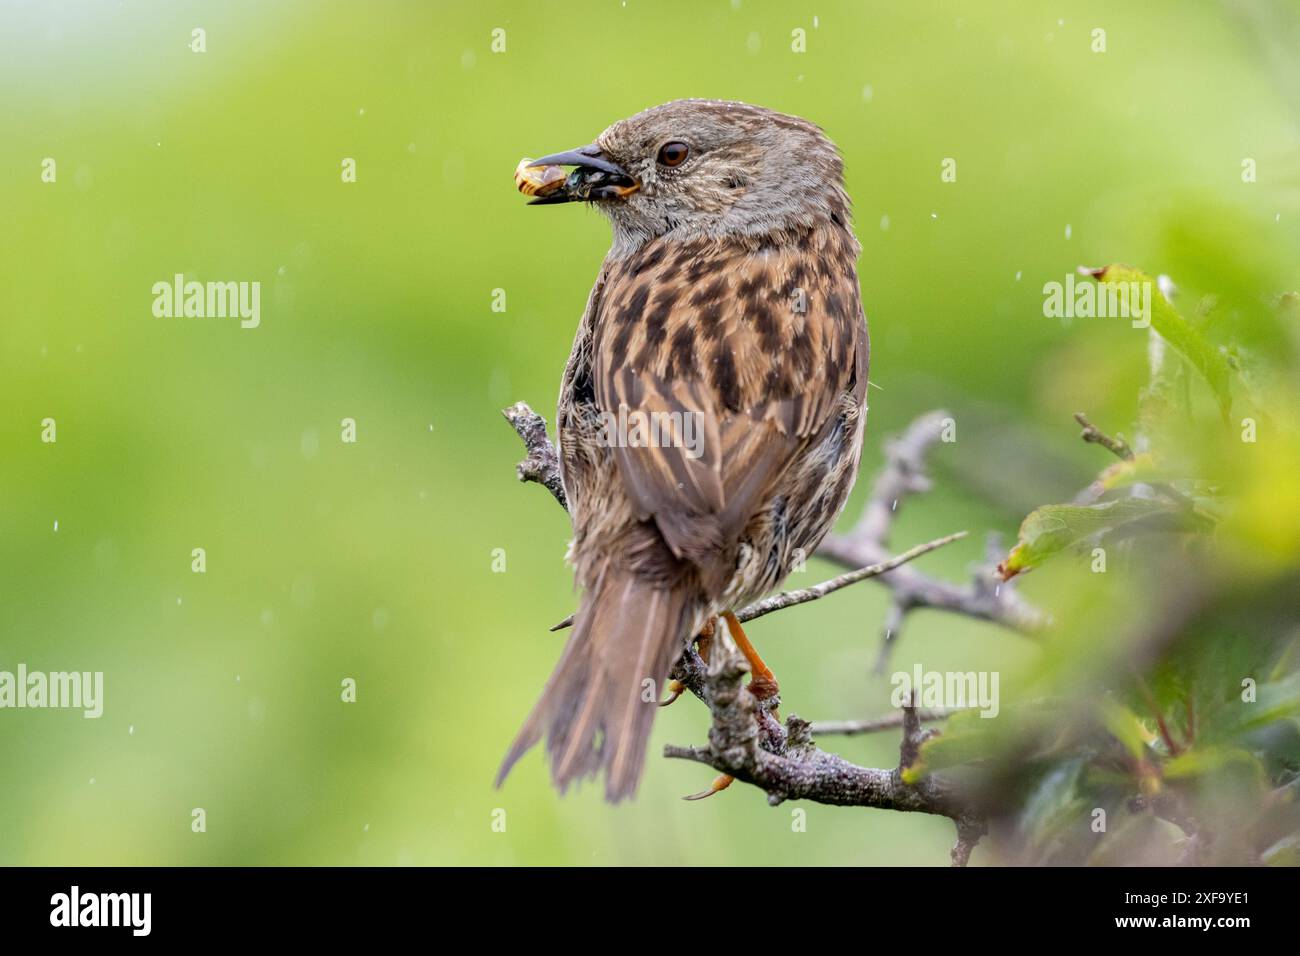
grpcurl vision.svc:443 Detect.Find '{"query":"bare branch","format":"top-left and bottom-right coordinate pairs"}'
top-left (736, 531), bottom-right (968, 625)
top-left (950, 819), bottom-right (987, 867)
top-left (1074, 411), bottom-right (1134, 461)
top-left (819, 412), bottom-right (1049, 670)
top-left (502, 402), bottom-right (567, 511)
top-left (811, 707), bottom-right (959, 737)
top-left (662, 634), bottom-right (984, 861)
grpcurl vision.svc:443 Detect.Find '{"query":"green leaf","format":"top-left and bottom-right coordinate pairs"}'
top-left (1087, 813), bottom-right (1186, 866)
top-left (1162, 746), bottom-right (1264, 783)
top-left (1224, 672), bottom-right (1300, 735)
top-left (1019, 759), bottom-right (1089, 849)
top-left (1261, 836), bottom-right (1300, 866)
top-left (902, 709), bottom-right (995, 782)
top-left (998, 498), bottom-right (1174, 579)
top-left (1098, 699), bottom-right (1154, 761)
top-left (1085, 264), bottom-right (1234, 423)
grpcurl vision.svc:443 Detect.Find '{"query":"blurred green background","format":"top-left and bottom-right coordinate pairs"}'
top-left (1, 0), bottom-right (1297, 865)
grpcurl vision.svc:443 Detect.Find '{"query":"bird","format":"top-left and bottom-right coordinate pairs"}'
top-left (498, 99), bottom-right (869, 802)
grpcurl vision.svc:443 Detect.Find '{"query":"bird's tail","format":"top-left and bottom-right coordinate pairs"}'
top-left (496, 569), bottom-right (699, 802)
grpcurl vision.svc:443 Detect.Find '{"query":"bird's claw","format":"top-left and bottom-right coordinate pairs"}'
top-left (682, 773), bottom-right (734, 801)
top-left (658, 679), bottom-right (686, 707)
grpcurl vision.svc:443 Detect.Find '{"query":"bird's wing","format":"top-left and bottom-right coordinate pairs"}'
top-left (591, 229), bottom-right (865, 592)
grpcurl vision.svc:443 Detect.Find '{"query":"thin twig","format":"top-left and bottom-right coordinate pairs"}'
top-left (736, 531), bottom-right (968, 624)
top-left (551, 529), bottom-right (970, 633)
top-left (811, 707), bottom-right (959, 737)
top-left (1074, 412), bottom-right (1134, 461)
top-left (818, 413), bottom-right (1048, 670)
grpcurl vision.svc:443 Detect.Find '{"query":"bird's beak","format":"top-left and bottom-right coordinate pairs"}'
top-left (517, 144), bottom-right (639, 205)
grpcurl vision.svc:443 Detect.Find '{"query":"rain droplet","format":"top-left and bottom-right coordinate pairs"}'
top-left (128, 725), bottom-right (135, 736)
top-left (53, 520), bottom-right (59, 532)
top-left (1015, 270), bottom-right (1023, 281)
top-left (879, 214), bottom-right (890, 230)
top-left (1064, 223), bottom-right (1072, 240)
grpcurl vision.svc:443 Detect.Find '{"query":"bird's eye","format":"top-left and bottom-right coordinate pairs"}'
top-left (656, 142), bottom-right (689, 167)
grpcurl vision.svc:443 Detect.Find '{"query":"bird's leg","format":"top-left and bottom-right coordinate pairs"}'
top-left (681, 615), bottom-right (779, 802)
top-left (721, 611), bottom-right (779, 702)
top-left (659, 617), bottom-right (718, 707)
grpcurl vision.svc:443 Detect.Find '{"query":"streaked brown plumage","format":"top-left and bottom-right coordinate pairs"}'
top-left (498, 100), bottom-right (869, 801)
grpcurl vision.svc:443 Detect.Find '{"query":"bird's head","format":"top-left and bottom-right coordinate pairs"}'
top-left (520, 99), bottom-right (850, 255)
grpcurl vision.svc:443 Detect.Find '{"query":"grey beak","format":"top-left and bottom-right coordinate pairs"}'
top-left (528, 145), bottom-right (629, 178)
top-left (523, 143), bottom-right (639, 205)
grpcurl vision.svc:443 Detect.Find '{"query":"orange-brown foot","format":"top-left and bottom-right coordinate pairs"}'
top-left (722, 610), bottom-right (780, 703)
top-left (683, 773), bottom-right (734, 801)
